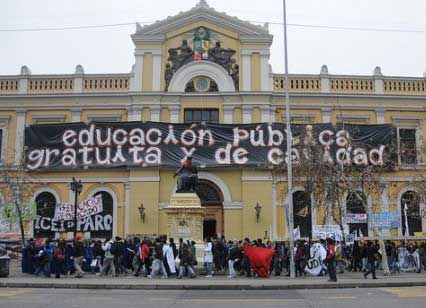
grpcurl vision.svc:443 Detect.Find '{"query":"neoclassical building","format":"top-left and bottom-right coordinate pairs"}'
top-left (1, 0), bottom-right (426, 240)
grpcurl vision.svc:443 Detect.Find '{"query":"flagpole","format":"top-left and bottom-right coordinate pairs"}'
top-left (282, 0), bottom-right (296, 279)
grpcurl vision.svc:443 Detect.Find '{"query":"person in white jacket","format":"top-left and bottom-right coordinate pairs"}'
top-left (204, 237), bottom-right (213, 278)
top-left (98, 238), bottom-right (115, 277)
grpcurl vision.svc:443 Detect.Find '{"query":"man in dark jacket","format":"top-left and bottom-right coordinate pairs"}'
top-left (114, 236), bottom-right (128, 275)
top-left (364, 241), bottom-right (378, 279)
top-left (73, 236), bottom-right (85, 278)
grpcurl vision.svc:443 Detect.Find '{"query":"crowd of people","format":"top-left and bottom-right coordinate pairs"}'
top-left (21, 235), bottom-right (426, 281)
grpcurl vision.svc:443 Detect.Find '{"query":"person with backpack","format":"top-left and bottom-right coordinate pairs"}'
top-left (177, 242), bottom-right (196, 279)
top-left (54, 240), bottom-right (66, 278)
top-left (98, 238), bottom-right (116, 277)
top-left (148, 238), bottom-right (167, 278)
top-left (326, 238), bottom-right (337, 282)
top-left (134, 239), bottom-right (150, 277)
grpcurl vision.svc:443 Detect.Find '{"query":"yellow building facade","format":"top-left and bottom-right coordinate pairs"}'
top-left (1, 1), bottom-right (426, 241)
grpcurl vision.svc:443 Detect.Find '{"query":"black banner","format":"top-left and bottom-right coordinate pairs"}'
top-left (24, 122), bottom-right (397, 170)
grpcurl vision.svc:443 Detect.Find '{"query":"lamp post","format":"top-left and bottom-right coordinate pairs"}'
top-left (282, 0), bottom-right (296, 278)
top-left (70, 177), bottom-right (83, 238)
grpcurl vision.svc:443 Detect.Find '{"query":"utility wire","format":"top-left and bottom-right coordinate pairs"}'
top-left (0, 20), bottom-right (426, 33)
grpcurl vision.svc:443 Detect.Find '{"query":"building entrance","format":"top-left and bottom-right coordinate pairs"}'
top-left (195, 179), bottom-right (224, 238)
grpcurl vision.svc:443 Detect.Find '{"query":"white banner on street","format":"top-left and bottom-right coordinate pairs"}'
top-left (312, 225), bottom-right (349, 242)
top-left (54, 195), bottom-right (103, 221)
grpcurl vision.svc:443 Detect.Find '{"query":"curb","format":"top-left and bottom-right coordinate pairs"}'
top-left (1, 280), bottom-right (426, 290)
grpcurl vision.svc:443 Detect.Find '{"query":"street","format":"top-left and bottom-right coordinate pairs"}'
top-left (1, 287), bottom-right (426, 308)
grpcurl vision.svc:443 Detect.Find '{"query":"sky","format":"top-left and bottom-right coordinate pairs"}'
top-left (1, 0), bottom-right (425, 77)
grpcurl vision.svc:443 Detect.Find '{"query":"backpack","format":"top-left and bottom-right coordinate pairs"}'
top-left (109, 242), bottom-right (117, 255)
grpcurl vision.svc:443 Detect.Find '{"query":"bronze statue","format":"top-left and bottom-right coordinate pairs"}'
top-left (207, 41), bottom-right (235, 73)
top-left (231, 60), bottom-right (239, 91)
top-left (164, 63), bottom-right (173, 91)
top-left (173, 156), bottom-right (198, 192)
top-left (168, 40), bottom-right (194, 72)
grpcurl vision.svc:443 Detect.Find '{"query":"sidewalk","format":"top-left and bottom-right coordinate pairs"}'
top-left (2, 262), bottom-right (426, 290)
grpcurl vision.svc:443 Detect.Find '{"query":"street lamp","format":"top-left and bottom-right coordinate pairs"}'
top-left (70, 177), bottom-right (83, 238)
top-left (282, 0), bottom-right (296, 279)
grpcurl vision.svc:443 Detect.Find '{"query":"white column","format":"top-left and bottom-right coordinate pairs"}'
top-left (272, 181), bottom-right (277, 240)
top-left (169, 106), bottom-right (180, 123)
top-left (14, 110), bottom-right (26, 164)
top-left (260, 106), bottom-right (271, 123)
top-left (130, 52), bottom-right (144, 92)
top-left (320, 65), bottom-right (330, 93)
top-left (242, 106), bottom-right (252, 124)
top-left (150, 106), bottom-right (161, 122)
top-left (128, 107), bottom-right (142, 122)
top-left (376, 108), bottom-right (385, 124)
top-left (73, 64), bottom-right (84, 94)
top-left (18, 66), bottom-right (31, 94)
top-left (373, 66), bottom-right (384, 94)
top-left (71, 109), bottom-right (81, 122)
top-left (152, 51), bottom-right (162, 92)
top-left (321, 108), bottom-right (332, 123)
top-left (241, 53), bottom-right (252, 91)
top-left (223, 106), bottom-right (234, 124)
top-left (124, 183), bottom-right (131, 236)
top-left (260, 53), bottom-right (272, 91)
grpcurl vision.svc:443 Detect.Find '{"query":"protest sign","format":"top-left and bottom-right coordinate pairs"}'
top-left (77, 195), bottom-right (103, 220)
top-left (305, 243), bottom-right (326, 276)
top-left (345, 213), bottom-right (367, 224)
top-left (54, 195), bottom-right (103, 221)
top-left (312, 225), bottom-right (349, 242)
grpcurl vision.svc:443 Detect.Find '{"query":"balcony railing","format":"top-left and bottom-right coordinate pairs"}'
top-left (1, 65), bottom-right (425, 96)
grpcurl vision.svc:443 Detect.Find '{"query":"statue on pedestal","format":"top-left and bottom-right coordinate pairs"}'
top-left (173, 156), bottom-right (198, 192)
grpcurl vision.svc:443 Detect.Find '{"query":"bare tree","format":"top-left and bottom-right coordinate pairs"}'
top-left (0, 163), bottom-right (39, 247)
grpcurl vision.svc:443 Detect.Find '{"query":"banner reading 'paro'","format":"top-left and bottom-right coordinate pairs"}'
top-left (24, 122), bottom-right (397, 170)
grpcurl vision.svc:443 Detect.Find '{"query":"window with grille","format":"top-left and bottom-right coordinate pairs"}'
top-left (399, 128), bottom-right (417, 164)
top-left (184, 109), bottom-right (219, 124)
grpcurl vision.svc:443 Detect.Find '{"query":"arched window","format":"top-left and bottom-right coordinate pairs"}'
top-left (401, 190), bottom-right (422, 236)
top-left (293, 191), bottom-right (312, 238)
top-left (34, 191), bottom-right (57, 237)
top-left (91, 191), bottom-right (114, 238)
top-left (346, 192), bottom-right (368, 237)
top-left (195, 180), bottom-right (223, 206)
top-left (185, 76), bottom-right (218, 93)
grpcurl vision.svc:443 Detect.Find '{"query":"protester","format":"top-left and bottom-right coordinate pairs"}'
top-left (98, 237), bottom-right (116, 277)
top-left (148, 238), bottom-right (167, 279)
top-left (177, 242), bottom-right (196, 279)
top-left (227, 241), bottom-right (239, 278)
top-left (203, 237), bottom-right (213, 278)
top-left (72, 236), bottom-right (85, 278)
top-left (54, 240), bottom-right (66, 278)
top-left (364, 241), bottom-right (378, 279)
top-left (326, 238), bottom-right (337, 282)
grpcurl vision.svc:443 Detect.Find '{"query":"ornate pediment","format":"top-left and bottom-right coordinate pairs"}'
top-left (131, 0), bottom-right (272, 44)
top-left (164, 28), bottom-right (239, 92)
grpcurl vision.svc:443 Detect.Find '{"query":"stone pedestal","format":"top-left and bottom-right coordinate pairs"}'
top-left (165, 193), bottom-right (206, 243)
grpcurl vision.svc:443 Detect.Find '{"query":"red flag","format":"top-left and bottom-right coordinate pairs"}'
top-left (243, 246), bottom-right (274, 278)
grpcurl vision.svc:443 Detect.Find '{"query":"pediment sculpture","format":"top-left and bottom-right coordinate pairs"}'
top-left (164, 27), bottom-right (239, 92)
